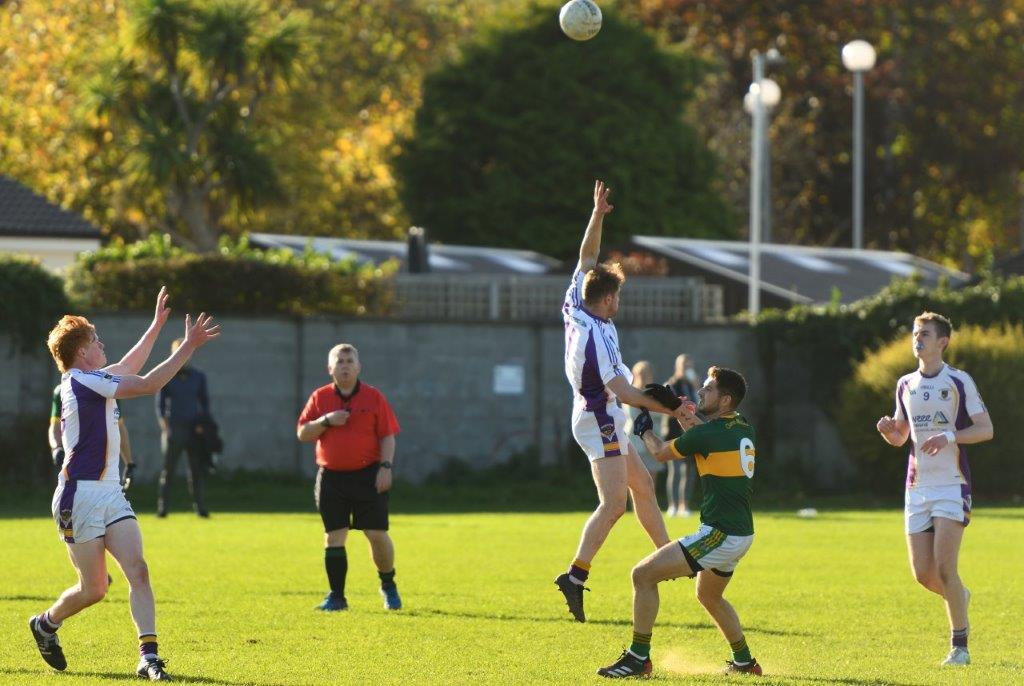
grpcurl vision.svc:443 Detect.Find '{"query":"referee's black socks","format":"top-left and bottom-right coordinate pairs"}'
top-left (379, 569), bottom-right (397, 590)
top-left (325, 546), bottom-right (348, 597)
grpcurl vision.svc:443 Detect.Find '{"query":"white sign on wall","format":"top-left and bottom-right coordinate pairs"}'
top-left (493, 364), bottom-right (525, 395)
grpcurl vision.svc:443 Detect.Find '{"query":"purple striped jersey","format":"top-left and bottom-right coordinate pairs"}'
top-left (562, 267), bottom-right (631, 410)
top-left (895, 363), bottom-right (985, 489)
top-left (59, 368), bottom-right (122, 483)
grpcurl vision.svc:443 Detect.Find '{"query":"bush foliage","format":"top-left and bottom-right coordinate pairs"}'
top-left (66, 234), bottom-right (396, 316)
top-left (754, 275), bottom-right (1024, 409)
top-left (0, 255), bottom-right (70, 352)
top-left (840, 325), bottom-right (1021, 497)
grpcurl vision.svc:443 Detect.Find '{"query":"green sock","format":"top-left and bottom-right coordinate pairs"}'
top-left (629, 631), bottom-right (652, 659)
top-left (730, 636), bottom-right (752, 664)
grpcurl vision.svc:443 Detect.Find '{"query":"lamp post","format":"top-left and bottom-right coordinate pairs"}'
top-left (748, 49), bottom-right (783, 317)
top-left (842, 39), bottom-right (876, 250)
top-left (744, 78), bottom-right (781, 243)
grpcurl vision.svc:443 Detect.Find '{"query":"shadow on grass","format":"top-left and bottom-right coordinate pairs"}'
top-left (777, 675), bottom-right (927, 686)
top-left (0, 666), bottom-right (288, 686)
top-left (389, 607), bottom-right (810, 636)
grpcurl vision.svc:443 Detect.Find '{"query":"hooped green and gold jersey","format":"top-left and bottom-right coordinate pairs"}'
top-left (669, 412), bottom-right (756, 536)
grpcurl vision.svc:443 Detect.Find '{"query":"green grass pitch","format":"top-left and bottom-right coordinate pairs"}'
top-left (2, 507), bottom-right (1022, 685)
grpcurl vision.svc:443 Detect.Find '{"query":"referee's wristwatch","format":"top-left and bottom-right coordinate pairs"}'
top-left (379, 461), bottom-right (392, 469)
top-left (318, 415), bottom-right (331, 428)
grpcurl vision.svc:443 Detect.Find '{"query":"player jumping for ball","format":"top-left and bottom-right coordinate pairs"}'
top-left (555, 180), bottom-right (686, 622)
top-left (29, 288), bottom-right (220, 681)
top-left (876, 312), bottom-right (992, 667)
top-left (598, 367), bottom-right (762, 678)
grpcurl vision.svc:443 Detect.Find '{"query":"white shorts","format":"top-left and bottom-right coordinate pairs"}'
top-left (52, 480), bottom-right (136, 544)
top-left (905, 484), bottom-right (971, 535)
top-left (572, 401), bottom-right (629, 462)
top-left (678, 524), bottom-right (754, 576)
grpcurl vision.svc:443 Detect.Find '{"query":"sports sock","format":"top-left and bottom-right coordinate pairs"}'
top-left (378, 569), bottom-right (397, 590)
top-left (730, 636), bottom-right (753, 665)
top-left (325, 546), bottom-right (348, 597)
top-left (568, 558), bottom-right (590, 585)
top-left (629, 631), bottom-right (652, 659)
top-left (37, 612), bottom-right (60, 634)
top-left (139, 634), bottom-right (158, 659)
top-left (951, 628), bottom-right (968, 649)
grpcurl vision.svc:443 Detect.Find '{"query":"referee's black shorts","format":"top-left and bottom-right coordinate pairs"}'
top-left (314, 464), bottom-right (389, 532)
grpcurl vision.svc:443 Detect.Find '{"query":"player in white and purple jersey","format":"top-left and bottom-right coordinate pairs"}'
top-left (555, 181), bottom-right (684, 623)
top-left (29, 287), bottom-right (220, 682)
top-left (877, 312), bottom-right (993, 667)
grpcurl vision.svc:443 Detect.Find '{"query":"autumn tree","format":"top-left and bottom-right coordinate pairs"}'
top-left (622, 0), bottom-right (1024, 266)
top-left (0, 0), bottom-right (493, 246)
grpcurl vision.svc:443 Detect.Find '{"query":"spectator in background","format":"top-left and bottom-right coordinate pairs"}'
top-left (156, 338), bottom-right (212, 518)
top-left (624, 361), bottom-right (663, 478)
top-left (664, 354), bottom-right (699, 517)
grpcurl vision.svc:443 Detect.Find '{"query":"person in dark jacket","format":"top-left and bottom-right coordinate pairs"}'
top-left (155, 338), bottom-right (212, 517)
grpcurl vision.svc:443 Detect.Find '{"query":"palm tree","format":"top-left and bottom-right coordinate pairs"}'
top-left (85, 0), bottom-right (306, 251)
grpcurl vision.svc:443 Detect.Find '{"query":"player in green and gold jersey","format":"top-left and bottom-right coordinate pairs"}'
top-left (597, 366), bottom-right (762, 679)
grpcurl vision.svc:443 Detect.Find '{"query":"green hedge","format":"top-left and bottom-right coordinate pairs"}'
top-left (754, 275), bottom-right (1024, 410)
top-left (839, 325), bottom-right (1021, 497)
top-left (65, 234), bottom-right (396, 316)
top-left (0, 254), bottom-right (70, 352)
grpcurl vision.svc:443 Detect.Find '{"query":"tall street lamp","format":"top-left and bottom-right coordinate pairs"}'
top-left (842, 39), bottom-right (876, 250)
top-left (744, 78), bottom-right (781, 243)
top-left (748, 49), bottom-right (783, 317)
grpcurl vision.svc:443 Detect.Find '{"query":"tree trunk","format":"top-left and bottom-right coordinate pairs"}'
top-left (167, 183), bottom-right (219, 252)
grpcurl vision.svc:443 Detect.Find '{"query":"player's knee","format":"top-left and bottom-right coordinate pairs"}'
top-left (599, 500), bottom-right (627, 522)
top-left (936, 563), bottom-right (958, 587)
top-left (80, 581), bottom-right (107, 606)
top-left (695, 587), bottom-right (720, 610)
top-left (912, 567), bottom-right (935, 588)
top-left (123, 558), bottom-right (151, 587)
top-left (631, 562), bottom-right (654, 587)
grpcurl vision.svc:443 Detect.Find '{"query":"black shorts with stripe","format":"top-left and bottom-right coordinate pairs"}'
top-left (314, 464), bottom-right (389, 532)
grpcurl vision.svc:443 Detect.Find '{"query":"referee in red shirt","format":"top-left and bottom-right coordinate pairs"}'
top-left (297, 343), bottom-right (401, 612)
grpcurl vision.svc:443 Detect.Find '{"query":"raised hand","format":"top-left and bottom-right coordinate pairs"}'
top-left (184, 313), bottom-right (222, 349)
top-left (593, 180), bottom-right (614, 215)
top-left (153, 286), bottom-right (171, 328)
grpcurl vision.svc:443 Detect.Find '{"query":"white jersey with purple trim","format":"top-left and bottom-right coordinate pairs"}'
top-left (59, 368), bottom-right (122, 484)
top-left (562, 267), bottom-right (631, 410)
top-left (895, 363), bottom-right (985, 489)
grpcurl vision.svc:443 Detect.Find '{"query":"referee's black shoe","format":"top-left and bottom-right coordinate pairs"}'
top-left (597, 650), bottom-right (652, 678)
top-left (28, 616), bottom-right (66, 671)
top-left (554, 573), bottom-right (589, 623)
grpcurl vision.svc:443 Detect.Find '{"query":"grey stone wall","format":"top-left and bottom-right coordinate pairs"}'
top-left (1, 315), bottom-right (853, 488)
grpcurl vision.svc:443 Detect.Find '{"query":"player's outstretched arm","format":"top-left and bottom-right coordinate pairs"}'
top-left (115, 313), bottom-right (221, 399)
top-left (606, 375), bottom-right (673, 414)
top-left (876, 415), bottom-right (910, 447)
top-left (577, 180), bottom-right (614, 273)
top-left (106, 287), bottom-right (171, 376)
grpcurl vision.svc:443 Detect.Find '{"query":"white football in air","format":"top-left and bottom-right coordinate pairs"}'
top-left (559, 0), bottom-right (602, 42)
